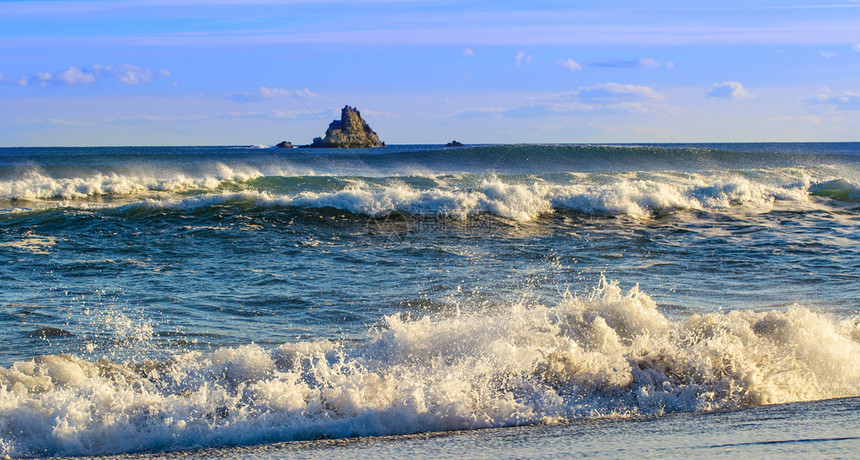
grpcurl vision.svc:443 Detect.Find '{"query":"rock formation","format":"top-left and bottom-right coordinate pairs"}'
top-left (445, 140), bottom-right (465, 147)
top-left (275, 141), bottom-right (294, 148)
top-left (307, 106), bottom-right (384, 148)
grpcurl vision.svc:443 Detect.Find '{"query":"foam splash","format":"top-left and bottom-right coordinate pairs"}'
top-left (98, 169), bottom-right (830, 221)
top-left (0, 280), bottom-right (857, 457)
top-left (280, 170), bottom-right (817, 220)
top-left (0, 164), bottom-right (267, 201)
top-left (1, 166), bottom-right (843, 220)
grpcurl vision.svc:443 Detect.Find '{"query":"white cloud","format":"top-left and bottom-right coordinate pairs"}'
top-left (707, 81), bottom-right (753, 100)
top-left (577, 82), bottom-right (665, 103)
top-left (231, 87), bottom-right (318, 103)
top-left (230, 91), bottom-right (258, 103)
top-left (8, 64), bottom-right (170, 87)
top-left (453, 84), bottom-right (668, 119)
top-left (810, 88), bottom-right (860, 110)
top-left (260, 87), bottom-right (317, 99)
top-left (854, 44), bottom-right (860, 52)
top-left (462, 48), bottom-right (475, 57)
top-left (20, 71), bottom-right (55, 87)
top-left (637, 57), bottom-right (661, 69)
top-left (558, 82), bottom-right (667, 114)
top-left (558, 59), bottom-right (583, 71)
top-left (820, 51), bottom-right (838, 58)
top-left (515, 51), bottom-right (532, 67)
top-left (57, 67), bottom-right (97, 85)
top-left (92, 64), bottom-right (155, 85)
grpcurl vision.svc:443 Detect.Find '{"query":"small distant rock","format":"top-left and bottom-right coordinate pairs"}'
top-left (275, 141), bottom-right (294, 149)
top-left (445, 140), bottom-right (465, 147)
top-left (305, 106), bottom-right (384, 148)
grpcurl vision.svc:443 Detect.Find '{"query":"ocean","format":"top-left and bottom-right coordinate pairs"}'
top-left (0, 143), bottom-right (858, 458)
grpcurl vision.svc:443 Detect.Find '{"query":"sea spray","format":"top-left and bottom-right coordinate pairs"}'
top-left (3, 168), bottom-right (846, 221)
top-left (2, 143), bottom-right (858, 458)
top-left (1, 280), bottom-right (857, 457)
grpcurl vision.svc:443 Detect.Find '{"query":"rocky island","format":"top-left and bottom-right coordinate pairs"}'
top-left (305, 105), bottom-right (384, 148)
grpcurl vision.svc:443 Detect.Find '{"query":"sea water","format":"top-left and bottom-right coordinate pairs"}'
top-left (0, 144), bottom-right (858, 458)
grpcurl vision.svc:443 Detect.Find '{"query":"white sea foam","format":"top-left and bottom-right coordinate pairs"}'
top-left (98, 169), bottom-right (834, 221)
top-left (0, 280), bottom-right (857, 457)
top-left (0, 164), bottom-right (272, 201)
top-left (2, 166), bottom-right (849, 220)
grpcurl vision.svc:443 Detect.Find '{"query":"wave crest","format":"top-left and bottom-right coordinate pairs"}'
top-left (3, 165), bottom-right (851, 221)
top-left (0, 281), bottom-right (857, 457)
top-left (810, 179), bottom-right (860, 202)
top-left (0, 163), bottom-right (265, 201)
top-left (105, 170), bottom-right (824, 221)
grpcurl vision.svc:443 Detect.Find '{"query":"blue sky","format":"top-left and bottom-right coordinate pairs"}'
top-left (2, 0), bottom-right (860, 146)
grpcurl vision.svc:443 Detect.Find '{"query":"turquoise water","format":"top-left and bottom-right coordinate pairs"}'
top-left (0, 144), bottom-right (858, 457)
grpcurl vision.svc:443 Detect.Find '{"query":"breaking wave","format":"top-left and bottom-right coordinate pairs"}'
top-left (3, 143), bottom-right (856, 220)
top-left (810, 179), bottom-right (860, 202)
top-left (0, 280), bottom-right (857, 457)
top-left (94, 169), bottom-right (841, 221)
top-left (0, 163), bottom-right (303, 202)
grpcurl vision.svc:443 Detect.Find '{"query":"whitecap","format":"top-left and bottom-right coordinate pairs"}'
top-left (0, 280), bottom-right (857, 457)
